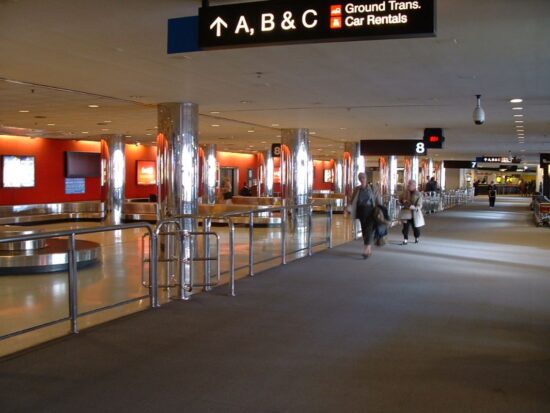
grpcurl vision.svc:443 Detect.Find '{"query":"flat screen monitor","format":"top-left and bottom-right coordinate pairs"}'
top-left (2, 155), bottom-right (35, 188)
top-left (136, 160), bottom-right (156, 185)
top-left (65, 151), bottom-right (101, 178)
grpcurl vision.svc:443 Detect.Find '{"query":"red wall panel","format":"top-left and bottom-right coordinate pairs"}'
top-left (0, 136), bottom-right (101, 205)
top-left (217, 152), bottom-right (258, 192)
top-left (125, 144), bottom-right (157, 199)
top-left (313, 160), bottom-right (335, 191)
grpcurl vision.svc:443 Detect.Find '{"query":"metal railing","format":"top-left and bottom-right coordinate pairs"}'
top-left (532, 195), bottom-right (550, 226)
top-left (169, 202), bottom-right (333, 297)
top-left (0, 222), bottom-right (158, 341)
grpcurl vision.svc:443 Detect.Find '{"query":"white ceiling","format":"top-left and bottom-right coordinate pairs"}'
top-left (1, 0), bottom-right (549, 163)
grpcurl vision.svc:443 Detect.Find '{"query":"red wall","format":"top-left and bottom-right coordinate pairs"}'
top-left (125, 144), bottom-right (157, 199)
top-left (313, 160), bottom-right (335, 191)
top-left (0, 136), bottom-right (101, 205)
top-left (217, 152), bottom-right (258, 192)
top-left (0, 136), bottom-right (160, 206)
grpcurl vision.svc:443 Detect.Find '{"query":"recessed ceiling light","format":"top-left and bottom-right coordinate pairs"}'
top-left (513, 114), bottom-right (524, 117)
top-left (276, 135), bottom-right (281, 138)
top-left (248, 130), bottom-right (255, 133)
top-left (146, 133), bottom-right (152, 136)
top-left (18, 110), bottom-right (30, 113)
top-left (510, 98), bottom-right (523, 103)
top-left (271, 123), bottom-right (279, 127)
top-left (310, 132), bottom-right (317, 135)
top-left (240, 100), bottom-right (251, 104)
top-left (101, 129), bottom-right (109, 131)
top-left (211, 124), bottom-right (220, 127)
top-left (88, 104), bottom-right (99, 108)
top-left (261, 141), bottom-right (267, 144)
top-left (125, 135), bottom-right (132, 138)
top-left (512, 107), bottom-right (523, 111)
top-left (514, 120), bottom-right (524, 123)
top-left (47, 123), bottom-right (55, 126)
top-left (210, 111), bottom-right (220, 114)
top-left (81, 131), bottom-right (89, 134)
top-left (104, 120), bottom-right (112, 123)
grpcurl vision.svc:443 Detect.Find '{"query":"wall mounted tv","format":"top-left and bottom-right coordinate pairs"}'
top-left (65, 151), bottom-right (101, 178)
top-left (2, 155), bottom-right (35, 188)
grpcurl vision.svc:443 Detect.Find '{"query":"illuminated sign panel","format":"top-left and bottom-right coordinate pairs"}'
top-left (360, 140), bottom-right (427, 156)
top-left (423, 128), bottom-right (444, 148)
top-left (198, 0), bottom-right (435, 50)
top-left (137, 160), bottom-right (157, 185)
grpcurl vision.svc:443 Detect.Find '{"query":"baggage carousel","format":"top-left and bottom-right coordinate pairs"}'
top-left (0, 226), bottom-right (101, 275)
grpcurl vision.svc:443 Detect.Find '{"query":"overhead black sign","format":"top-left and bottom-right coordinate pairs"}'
top-left (423, 128), bottom-right (444, 149)
top-left (476, 156), bottom-right (521, 164)
top-left (360, 140), bottom-right (427, 156)
top-left (540, 153), bottom-right (550, 168)
top-left (271, 143), bottom-right (282, 157)
top-left (444, 160), bottom-right (477, 169)
top-left (199, 0), bottom-right (436, 50)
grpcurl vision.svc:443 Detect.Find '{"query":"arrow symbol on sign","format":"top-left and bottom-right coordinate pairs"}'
top-left (210, 17), bottom-right (228, 37)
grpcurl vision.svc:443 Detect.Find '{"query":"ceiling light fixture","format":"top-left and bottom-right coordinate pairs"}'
top-left (513, 114), bottom-right (524, 117)
top-left (512, 107), bottom-right (523, 111)
top-left (515, 120), bottom-right (524, 124)
top-left (211, 124), bottom-right (220, 127)
top-left (88, 104), bottom-right (99, 108)
top-left (18, 110), bottom-right (30, 113)
top-left (510, 98), bottom-right (523, 103)
top-left (47, 123), bottom-right (55, 126)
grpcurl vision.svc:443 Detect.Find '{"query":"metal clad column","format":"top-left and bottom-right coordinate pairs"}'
top-left (157, 102), bottom-right (199, 229)
top-left (202, 144), bottom-right (217, 204)
top-left (345, 142), bottom-right (364, 187)
top-left (334, 158), bottom-right (344, 193)
top-left (264, 149), bottom-right (274, 197)
top-left (379, 157), bottom-right (389, 197)
top-left (281, 129), bottom-right (311, 206)
top-left (101, 135), bottom-right (125, 225)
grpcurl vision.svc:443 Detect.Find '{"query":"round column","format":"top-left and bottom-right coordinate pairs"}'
top-left (334, 158), bottom-right (344, 193)
top-left (281, 129), bottom-right (311, 206)
top-left (157, 102), bottom-right (199, 230)
top-left (101, 135), bottom-right (125, 225)
top-left (202, 144), bottom-right (217, 204)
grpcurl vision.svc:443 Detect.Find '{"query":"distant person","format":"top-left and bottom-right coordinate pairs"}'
top-left (398, 179), bottom-right (424, 245)
top-left (220, 178), bottom-right (232, 204)
top-left (349, 172), bottom-right (383, 259)
top-left (239, 185), bottom-right (252, 196)
top-left (473, 179), bottom-right (480, 196)
top-left (488, 181), bottom-right (497, 208)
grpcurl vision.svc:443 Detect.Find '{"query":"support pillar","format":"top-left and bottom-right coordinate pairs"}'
top-left (201, 144), bottom-right (217, 204)
top-left (101, 135), bottom-right (125, 225)
top-left (264, 149), bottom-right (274, 197)
top-left (334, 158), bottom-right (344, 193)
top-left (281, 129), bottom-right (311, 206)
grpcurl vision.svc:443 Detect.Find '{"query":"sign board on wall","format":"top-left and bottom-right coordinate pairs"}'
top-left (65, 178), bottom-right (86, 195)
top-left (443, 160), bottom-right (477, 169)
top-left (198, 0), bottom-right (435, 50)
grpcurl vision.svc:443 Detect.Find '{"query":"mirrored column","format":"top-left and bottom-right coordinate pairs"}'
top-left (281, 129), bottom-right (311, 206)
top-left (101, 134), bottom-right (125, 225)
top-left (202, 144), bottom-right (217, 204)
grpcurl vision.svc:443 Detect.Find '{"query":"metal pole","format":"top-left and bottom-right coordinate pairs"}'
top-left (281, 205), bottom-right (287, 265)
top-left (203, 217), bottom-right (212, 291)
top-left (327, 202), bottom-right (333, 249)
top-left (307, 204), bottom-right (313, 256)
top-left (179, 231), bottom-right (190, 301)
top-left (150, 232), bottom-right (160, 308)
top-left (228, 219), bottom-right (236, 297)
top-left (68, 234), bottom-right (79, 334)
top-left (248, 211), bottom-right (255, 276)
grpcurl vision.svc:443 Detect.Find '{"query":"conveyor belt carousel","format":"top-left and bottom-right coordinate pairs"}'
top-left (0, 226), bottom-right (101, 275)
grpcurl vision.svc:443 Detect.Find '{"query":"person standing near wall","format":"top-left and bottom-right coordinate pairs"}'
top-left (488, 181), bottom-right (497, 208)
top-left (398, 180), bottom-right (425, 245)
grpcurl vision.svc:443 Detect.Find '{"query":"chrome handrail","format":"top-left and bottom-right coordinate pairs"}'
top-left (0, 222), bottom-right (158, 341)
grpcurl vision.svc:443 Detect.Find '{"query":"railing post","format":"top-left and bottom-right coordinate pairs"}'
top-left (203, 217), bottom-right (212, 291)
top-left (307, 204), bottom-right (313, 256)
top-left (228, 218), bottom-right (236, 297)
top-left (327, 202), bottom-right (333, 249)
top-left (150, 232), bottom-right (160, 308)
top-left (281, 205), bottom-right (287, 265)
top-left (248, 211), bottom-right (255, 276)
top-left (179, 230), bottom-right (190, 301)
top-left (67, 233), bottom-right (79, 334)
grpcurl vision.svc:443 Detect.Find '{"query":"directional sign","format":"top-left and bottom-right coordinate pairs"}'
top-left (198, 0), bottom-right (435, 50)
top-left (444, 160), bottom-right (477, 169)
top-left (476, 156), bottom-right (521, 164)
top-left (360, 140), bottom-right (427, 156)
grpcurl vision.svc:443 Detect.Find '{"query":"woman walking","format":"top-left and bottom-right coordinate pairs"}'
top-left (399, 179), bottom-right (424, 245)
top-left (349, 172), bottom-right (383, 259)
